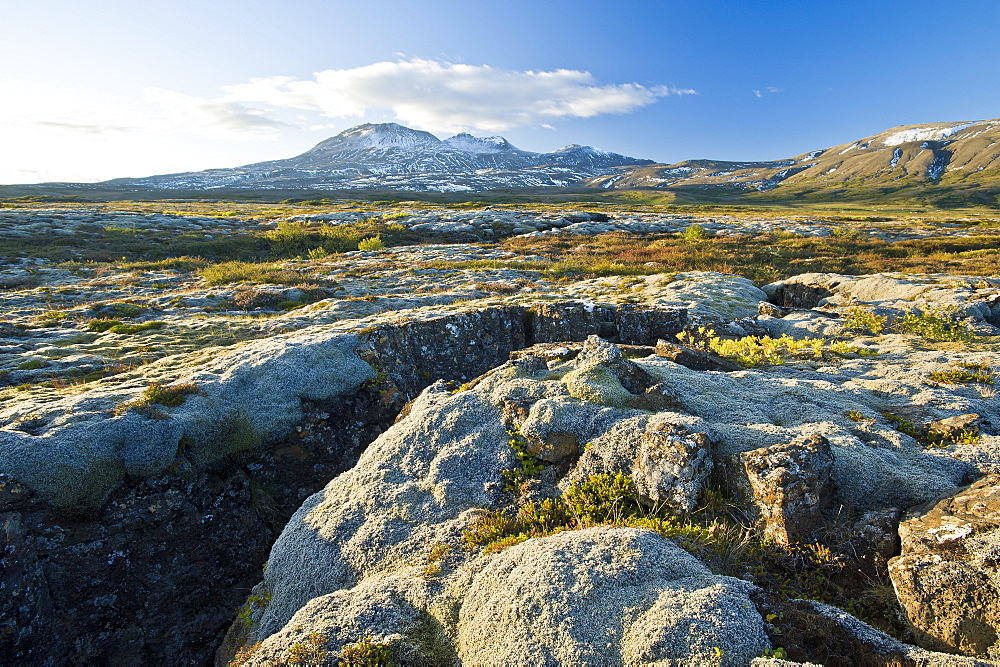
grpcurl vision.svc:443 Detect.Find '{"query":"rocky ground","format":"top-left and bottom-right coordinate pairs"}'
top-left (1, 204), bottom-right (999, 665)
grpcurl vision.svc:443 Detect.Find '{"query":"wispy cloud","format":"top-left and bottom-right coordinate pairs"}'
top-left (34, 121), bottom-right (133, 134)
top-left (752, 86), bottom-right (783, 98)
top-left (143, 88), bottom-right (289, 138)
top-left (199, 59), bottom-right (694, 134)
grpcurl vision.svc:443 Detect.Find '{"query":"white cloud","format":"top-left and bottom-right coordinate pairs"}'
top-left (143, 88), bottom-right (289, 138)
top-left (213, 59), bottom-right (693, 133)
top-left (0, 61), bottom-right (693, 182)
top-left (753, 86), bottom-right (783, 98)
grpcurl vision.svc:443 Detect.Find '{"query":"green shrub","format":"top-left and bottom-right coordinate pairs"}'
top-left (843, 306), bottom-right (975, 342)
top-left (501, 430), bottom-right (544, 491)
top-left (676, 328), bottom-right (874, 367)
top-left (843, 308), bottom-right (888, 335)
top-left (929, 363), bottom-right (993, 385)
top-left (339, 635), bottom-right (393, 666)
top-left (357, 235), bottom-right (385, 251)
top-left (894, 309), bottom-right (974, 342)
top-left (681, 223), bottom-right (712, 240)
top-left (882, 411), bottom-right (980, 448)
top-left (287, 631), bottom-right (328, 665)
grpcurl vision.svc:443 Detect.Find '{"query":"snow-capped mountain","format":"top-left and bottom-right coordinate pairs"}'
top-left (593, 118), bottom-right (1000, 195)
top-left (99, 123), bottom-right (654, 193)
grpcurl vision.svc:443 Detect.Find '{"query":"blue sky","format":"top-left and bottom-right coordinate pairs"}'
top-left (3, 0), bottom-right (999, 183)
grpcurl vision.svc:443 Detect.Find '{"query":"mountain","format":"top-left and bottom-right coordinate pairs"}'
top-left (592, 118), bottom-right (1000, 204)
top-left (98, 123), bottom-right (654, 193)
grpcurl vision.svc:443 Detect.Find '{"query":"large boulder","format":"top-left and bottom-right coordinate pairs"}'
top-left (888, 474), bottom-right (1000, 659)
top-left (452, 527), bottom-right (769, 666)
top-left (720, 434), bottom-right (834, 545)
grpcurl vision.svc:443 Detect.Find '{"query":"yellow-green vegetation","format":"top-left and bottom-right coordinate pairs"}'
top-left (16, 359), bottom-right (49, 370)
top-left (846, 410), bottom-right (870, 422)
top-left (676, 328), bottom-right (874, 367)
top-left (339, 635), bottom-right (394, 666)
top-left (87, 319), bottom-right (123, 333)
top-left (465, 473), bottom-right (906, 638)
top-left (357, 235), bottom-right (386, 251)
top-left (843, 307), bottom-right (976, 342)
top-left (500, 430), bottom-right (544, 491)
top-left (287, 631), bottom-right (328, 665)
top-left (882, 412), bottom-right (980, 448)
top-left (464, 474), bottom-right (752, 565)
top-left (501, 228), bottom-right (1000, 283)
top-left (681, 223), bottom-right (713, 240)
top-left (113, 381), bottom-right (199, 416)
top-left (199, 261), bottom-right (331, 286)
top-left (929, 362), bottom-right (994, 385)
top-left (88, 320), bottom-right (166, 335)
top-left (761, 647), bottom-right (789, 659)
top-left (842, 308), bottom-right (889, 335)
top-left (421, 543), bottom-right (451, 578)
top-left (234, 590), bottom-right (271, 631)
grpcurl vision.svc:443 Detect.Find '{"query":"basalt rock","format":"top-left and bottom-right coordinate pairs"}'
top-left (631, 419), bottom-right (713, 514)
top-left (888, 474), bottom-right (1000, 659)
top-left (720, 435), bottom-right (834, 545)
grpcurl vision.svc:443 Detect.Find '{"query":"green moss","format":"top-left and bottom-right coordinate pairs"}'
top-left (103, 302), bottom-right (145, 318)
top-left (106, 321), bottom-right (166, 335)
top-left (402, 611), bottom-right (458, 666)
top-left (221, 414), bottom-right (263, 456)
top-left (563, 364), bottom-right (633, 407)
top-left (87, 319), bottom-right (122, 332)
top-left (16, 359), bottom-right (49, 370)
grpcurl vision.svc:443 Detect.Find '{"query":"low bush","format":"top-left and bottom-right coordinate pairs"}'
top-left (929, 362), bottom-right (993, 385)
top-left (676, 328), bottom-right (874, 367)
top-left (843, 307), bottom-right (975, 342)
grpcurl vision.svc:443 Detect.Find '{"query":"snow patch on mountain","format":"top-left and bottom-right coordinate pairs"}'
top-left (443, 133), bottom-right (518, 154)
top-left (882, 122), bottom-right (976, 147)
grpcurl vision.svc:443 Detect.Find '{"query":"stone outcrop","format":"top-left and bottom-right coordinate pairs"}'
top-left (231, 359), bottom-right (772, 665)
top-left (1, 210), bottom-right (998, 666)
top-left (631, 419), bottom-right (713, 514)
top-left (721, 435), bottom-right (834, 544)
top-left (889, 475), bottom-right (1000, 659)
top-left (762, 272), bottom-right (1000, 328)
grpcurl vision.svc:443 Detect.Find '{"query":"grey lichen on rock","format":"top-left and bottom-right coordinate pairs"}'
top-left (631, 417), bottom-right (713, 514)
top-left (721, 434), bottom-right (834, 545)
top-left (451, 526), bottom-right (770, 666)
top-left (889, 474), bottom-right (1000, 659)
top-left (0, 328), bottom-right (376, 514)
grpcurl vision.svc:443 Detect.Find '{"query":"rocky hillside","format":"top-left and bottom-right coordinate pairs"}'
top-left (592, 118), bottom-right (1000, 202)
top-left (1, 205), bottom-right (1000, 665)
top-left (94, 123), bottom-right (653, 192)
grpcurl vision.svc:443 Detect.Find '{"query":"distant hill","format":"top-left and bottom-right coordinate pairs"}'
top-left (592, 118), bottom-right (1000, 207)
top-left (94, 123), bottom-right (654, 193)
top-left (5, 118), bottom-right (1000, 207)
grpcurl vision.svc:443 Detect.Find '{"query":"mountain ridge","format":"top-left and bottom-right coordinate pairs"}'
top-left (96, 122), bottom-right (654, 193)
top-left (6, 118), bottom-right (1000, 206)
top-left (595, 118), bottom-right (1000, 199)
